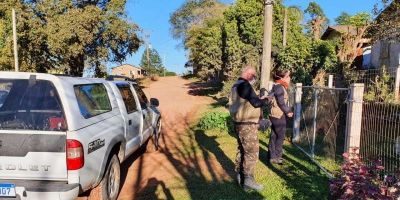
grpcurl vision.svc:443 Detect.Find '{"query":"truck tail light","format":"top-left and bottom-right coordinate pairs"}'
top-left (66, 139), bottom-right (84, 170)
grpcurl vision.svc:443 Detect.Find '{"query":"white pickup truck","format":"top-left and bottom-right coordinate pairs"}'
top-left (0, 72), bottom-right (162, 200)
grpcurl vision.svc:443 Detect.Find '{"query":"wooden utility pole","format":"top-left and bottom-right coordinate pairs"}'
top-left (260, 0), bottom-right (274, 90)
top-left (144, 33), bottom-right (150, 73)
top-left (283, 7), bottom-right (287, 48)
top-left (12, 9), bottom-right (19, 72)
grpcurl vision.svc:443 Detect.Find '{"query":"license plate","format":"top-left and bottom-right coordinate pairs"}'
top-left (0, 183), bottom-right (16, 197)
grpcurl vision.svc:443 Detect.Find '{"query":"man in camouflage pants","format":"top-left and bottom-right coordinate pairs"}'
top-left (229, 67), bottom-right (271, 191)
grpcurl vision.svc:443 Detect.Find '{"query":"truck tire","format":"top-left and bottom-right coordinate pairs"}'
top-left (88, 154), bottom-right (121, 200)
top-left (146, 119), bottom-right (162, 152)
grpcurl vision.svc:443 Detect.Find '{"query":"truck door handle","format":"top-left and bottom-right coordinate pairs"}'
top-left (143, 114), bottom-right (146, 119)
top-left (129, 120), bottom-right (132, 125)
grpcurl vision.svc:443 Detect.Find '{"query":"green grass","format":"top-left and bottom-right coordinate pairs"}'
top-left (143, 108), bottom-right (330, 200)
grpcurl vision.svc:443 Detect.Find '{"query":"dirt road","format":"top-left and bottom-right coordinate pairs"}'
top-left (117, 76), bottom-right (223, 199)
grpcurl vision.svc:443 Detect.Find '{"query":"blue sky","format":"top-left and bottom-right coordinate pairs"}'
top-left (117, 0), bottom-right (379, 74)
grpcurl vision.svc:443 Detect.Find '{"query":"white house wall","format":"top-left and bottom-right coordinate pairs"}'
top-left (371, 40), bottom-right (400, 69)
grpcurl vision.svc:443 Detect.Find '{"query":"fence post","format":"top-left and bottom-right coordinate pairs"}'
top-left (311, 88), bottom-right (318, 158)
top-left (394, 67), bottom-right (400, 101)
top-left (293, 83), bottom-right (302, 142)
top-left (328, 75), bottom-right (334, 88)
top-left (345, 83), bottom-right (365, 153)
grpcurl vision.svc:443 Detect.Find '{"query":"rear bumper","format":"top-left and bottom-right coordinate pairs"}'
top-left (0, 179), bottom-right (79, 200)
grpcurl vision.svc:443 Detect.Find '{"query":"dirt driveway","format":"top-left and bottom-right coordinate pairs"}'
top-left (117, 76), bottom-right (227, 200)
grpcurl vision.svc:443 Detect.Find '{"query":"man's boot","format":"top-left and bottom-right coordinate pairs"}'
top-left (243, 175), bottom-right (263, 191)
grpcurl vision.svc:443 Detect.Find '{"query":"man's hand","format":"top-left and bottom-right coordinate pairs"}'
top-left (287, 112), bottom-right (293, 118)
top-left (260, 95), bottom-right (273, 101)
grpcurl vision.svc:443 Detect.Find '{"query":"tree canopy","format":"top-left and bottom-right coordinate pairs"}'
top-left (170, 0), bottom-right (340, 86)
top-left (0, 0), bottom-right (140, 76)
top-left (140, 48), bottom-right (164, 76)
top-left (335, 12), bottom-right (371, 27)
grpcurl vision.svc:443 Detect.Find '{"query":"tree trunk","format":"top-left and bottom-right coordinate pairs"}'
top-left (337, 26), bottom-right (369, 70)
top-left (312, 16), bottom-right (325, 40)
top-left (283, 8), bottom-right (287, 47)
top-left (68, 54), bottom-right (85, 77)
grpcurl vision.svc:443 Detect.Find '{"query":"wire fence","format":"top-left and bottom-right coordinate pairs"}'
top-left (360, 102), bottom-right (400, 179)
top-left (293, 86), bottom-right (349, 175)
top-left (289, 66), bottom-right (400, 181)
top-left (326, 67), bottom-right (399, 100)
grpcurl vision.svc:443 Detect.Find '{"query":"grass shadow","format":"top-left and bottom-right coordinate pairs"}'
top-left (258, 140), bottom-right (329, 200)
top-left (156, 114), bottom-right (265, 200)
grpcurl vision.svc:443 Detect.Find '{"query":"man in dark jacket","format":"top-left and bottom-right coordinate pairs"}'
top-left (228, 66), bottom-right (271, 191)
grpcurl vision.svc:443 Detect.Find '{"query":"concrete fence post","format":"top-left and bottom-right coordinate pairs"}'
top-left (293, 83), bottom-right (302, 142)
top-left (345, 83), bottom-right (365, 153)
top-left (328, 75), bottom-right (334, 88)
top-left (394, 67), bottom-right (400, 101)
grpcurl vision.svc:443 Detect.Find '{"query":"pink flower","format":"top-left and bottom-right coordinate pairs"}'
top-left (376, 165), bottom-right (385, 170)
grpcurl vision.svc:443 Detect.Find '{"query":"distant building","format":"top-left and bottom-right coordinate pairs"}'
top-left (111, 64), bottom-right (146, 79)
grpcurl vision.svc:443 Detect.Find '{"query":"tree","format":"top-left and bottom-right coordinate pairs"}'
top-left (369, 0), bottom-right (400, 42)
top-left (140, 48), bottom-right (163, 76)
top-left (186, 17), bottom-right (225, 81)
top-left (0, 0), bottom-right (140, 76)
top-left (172, 0), bottom-right (338, 90)
top-left (171, 0), bottom-right (227, 80)
top-left (305, 2), bottom-right (327, 40)
top-left (335, 12), bottom-right (352, 26)
top-left (170, 0), bottom-right (224, 42)
top-left (333, 12), bottom-right (372, 70)
top-left (335, 12), bottom-right (371, 27)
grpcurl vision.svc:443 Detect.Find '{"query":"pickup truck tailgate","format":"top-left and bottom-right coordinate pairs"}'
top-left (0, 131), bottom-right (67, 181)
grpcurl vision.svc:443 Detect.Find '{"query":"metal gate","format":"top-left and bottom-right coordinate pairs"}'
top-left (292, 85), bottom-right (349, 175)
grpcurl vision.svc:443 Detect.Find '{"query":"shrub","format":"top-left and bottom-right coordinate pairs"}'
top-left (364, 67), bottom-right (395, 103)
top-left (197, 111), bottom-right (233, 132)
top-left (329, 148), bottom-right (400, 199)
top-left (220, 79), bottom-right (236, 98)
top-left (165, 71), bottom-right (177, 76)
top-left (150, 75), bottom-right (160, 81)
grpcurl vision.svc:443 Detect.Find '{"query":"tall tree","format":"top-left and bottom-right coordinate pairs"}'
top-left (335, 12), bottom-right (371, 27)
top-left (140, 48), bottom-right (163, 76)
top-left (170, 0), bottom-right (224, 42)
top-left (334, 12), bottom-right (372, 69)
top-left (305, 2), bottom-right (327, 40)
top-left (0, 0), bottom-right (141, 76)
top-left (171, 0), bottom-right (227, 80)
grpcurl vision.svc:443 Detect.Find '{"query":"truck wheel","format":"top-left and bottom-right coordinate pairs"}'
top-left (146, 119), bottom-right (162, 152)
top-left (89, 154), bottom-right (121, 200)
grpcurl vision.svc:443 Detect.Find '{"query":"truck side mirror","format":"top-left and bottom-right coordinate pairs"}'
top-left (150, 98), bottom-right (159, 107)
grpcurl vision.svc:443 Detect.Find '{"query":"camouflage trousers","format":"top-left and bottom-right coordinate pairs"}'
top-left (234, 123), bottom-right (259, 176)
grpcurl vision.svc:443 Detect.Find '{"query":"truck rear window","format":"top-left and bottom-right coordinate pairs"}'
top-left (74, 84), bottom-right (111, 118)
top-left (0, 79), bottom-right (67, 131)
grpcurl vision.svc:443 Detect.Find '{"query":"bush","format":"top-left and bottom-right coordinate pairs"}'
top-left (329, 148), bottom-right (400, 199)
top-left (165, 71), bottom-right (177, 76)
top-left (150, 75), bottom-right (160, 81)
top-left (197, 111), bottom-right (233, 132)
top-left (364, 67), bottom-right (395, 103)
top-left (220, 79), bottom-right (236, 98)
